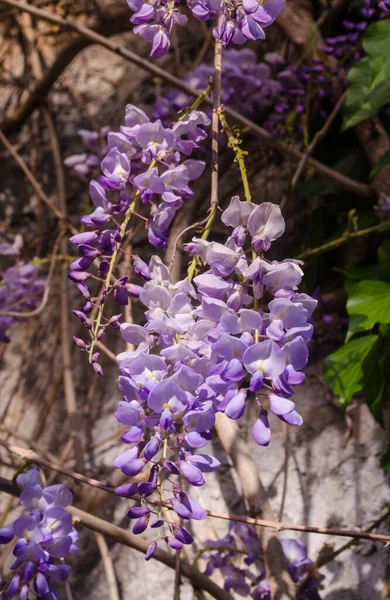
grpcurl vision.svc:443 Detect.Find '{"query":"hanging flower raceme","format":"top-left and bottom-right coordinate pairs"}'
top-left (202, 523), bottom-right (323, 599)
top-left (113, 196), bottom-right (317, 557)
top-left (126, 0), bottom-right (286, 58)
top-left (68, 105), bottom-right (210, 365)
top-left (0, 467), bottom-right (78, 600)
top-left (0, 236), bottom-right (45, 344)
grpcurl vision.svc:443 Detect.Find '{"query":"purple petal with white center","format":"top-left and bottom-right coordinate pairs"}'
top-left (148, 379), bottom-right (188, 413)
top-left (243, 339), bottom-right (286, 378)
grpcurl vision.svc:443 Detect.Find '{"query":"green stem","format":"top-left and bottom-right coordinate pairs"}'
top-left (89, 193), bottom-right (140, 361)
top-left (218, 108), bottom-right (260, 333)
top-left (218, 109), bottom-right (251, 203)
top-left (178, 82), bottom-right (214, 121)
top-left (296, 221), bottom-right (390, 261)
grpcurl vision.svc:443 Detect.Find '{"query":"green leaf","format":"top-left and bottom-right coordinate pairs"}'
top-left (363, 20), bottom-right (390, 58)
top-left (347, 280), bottom-right (390, 328)
top-left (323, 335), bottom-right (377, 407)
top-left (343, 20), bottom-right (390, 130)
top-left (343, 58), bottom-right (390, 129)
top-left (369, 150), bottom-right (390, 180)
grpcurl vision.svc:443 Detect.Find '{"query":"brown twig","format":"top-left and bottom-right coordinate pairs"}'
top-left (290, 91), bottom-right (347, 191)
top-left (43, 107), bottom-right (85, 473)
top-left (0, 0), bottom-right (374, 200)
top-left (95, 533), bottom-right (121, 600)
top-left (210, 39), bottom-right (222, 218)
top-left (3, 441), bottom-right (390, 545)
top-left (0, 128), bottom-right (78, 234)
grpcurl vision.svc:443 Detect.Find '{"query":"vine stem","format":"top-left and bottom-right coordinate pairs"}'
top-left (218, 109), bottom-right (252, 203)
top-left (88, 191), bottom-right (140, 361)
top-left (188, 38), bottom-right (222, 281)
top-left (296, 221), bottom-right (390, 261)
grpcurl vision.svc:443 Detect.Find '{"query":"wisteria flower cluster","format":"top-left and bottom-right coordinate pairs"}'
top-left (112, 196), bottom-right (316, 557)
top-left (0, 467), bottom-right (78, 600)
top-left (202, 523), bottom-right (323, 599)
top-left (68, 104), bottom-right (210, 363)
top-left (0, 236), bottom-right (44, 343)
top-left (126, 0), bottom-right (285, 58)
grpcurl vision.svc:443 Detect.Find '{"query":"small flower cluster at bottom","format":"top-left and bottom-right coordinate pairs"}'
top-left (202, 523), bottom-right (323, 599)
top-left (0, 467), bottom-right (78, 600)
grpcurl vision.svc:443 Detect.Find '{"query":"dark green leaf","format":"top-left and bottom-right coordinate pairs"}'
top-left (323, 335), bottom-right (377, 406)
top-left (363, 20), bottom-right (390, 58)
top-left (343, 21), bottom-right (390, 129)
top-left (343, 58), bottom-right (390, 129)
top-left (347, 280), bottom-right (390, 328)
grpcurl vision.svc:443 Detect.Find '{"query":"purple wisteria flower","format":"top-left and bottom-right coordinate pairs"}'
top-left (0, 467), bottom-right (78, 600)
top-left (126, 0), bottom-right (285, 57)
top-left (201, 524), bottom-right (323, 599)
top-left (0, 238), bottom-right (45, 343)
top-left (112, 196), bottom-right (316, 555)
top-left (68, 104), bottom-right (209, 366)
